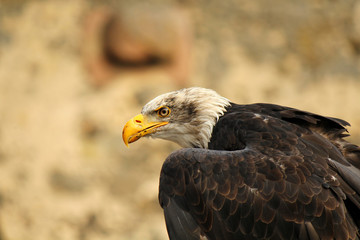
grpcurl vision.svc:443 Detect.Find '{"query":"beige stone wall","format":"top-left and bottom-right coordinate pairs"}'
top-left (0, 0), bottom-right (359, 239)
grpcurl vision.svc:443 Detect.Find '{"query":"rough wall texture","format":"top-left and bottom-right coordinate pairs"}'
top-left (0, 0), bottom-right (359, 239)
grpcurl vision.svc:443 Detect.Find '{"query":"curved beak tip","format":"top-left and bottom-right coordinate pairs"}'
top-left (122, 114), bottom-right (145, 147)
top-left (122, 135), bottom-right (130, 148)
top-left (122, 125), bottom-right (134, 147)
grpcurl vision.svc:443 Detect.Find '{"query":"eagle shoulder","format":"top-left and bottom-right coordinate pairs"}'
top-left (159, 104), bottom-right (360, 240)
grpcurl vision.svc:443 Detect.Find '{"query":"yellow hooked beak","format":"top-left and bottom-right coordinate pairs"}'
top-left (122, 114), bottom-right (168, 147)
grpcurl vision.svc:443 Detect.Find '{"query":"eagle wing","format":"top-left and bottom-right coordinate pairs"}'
top-left (159, 110), bottom-right (360, 240)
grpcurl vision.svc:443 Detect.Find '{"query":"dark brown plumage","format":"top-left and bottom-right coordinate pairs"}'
top-left (123, 88), bottom-right (360, 240)
top-left (159, 103), bottom-right (360, 240)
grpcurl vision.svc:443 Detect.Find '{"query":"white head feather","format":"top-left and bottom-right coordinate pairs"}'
top-left (141, 87), bottom-right (231, 148)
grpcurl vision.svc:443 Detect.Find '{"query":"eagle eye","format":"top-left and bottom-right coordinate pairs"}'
top-left (157, 106), bottom-right (171, 117)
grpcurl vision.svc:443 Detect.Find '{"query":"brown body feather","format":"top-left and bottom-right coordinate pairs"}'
top-left (159, 103), bottom-right (360, 240)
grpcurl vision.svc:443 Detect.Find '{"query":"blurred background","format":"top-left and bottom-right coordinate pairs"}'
top-left (0, 0), bottom-right (360, 239)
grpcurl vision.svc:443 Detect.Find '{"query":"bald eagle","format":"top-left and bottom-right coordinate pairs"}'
top-left (122, 87), bottom-right (360, 240)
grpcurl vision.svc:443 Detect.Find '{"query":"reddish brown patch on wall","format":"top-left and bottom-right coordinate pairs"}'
top-left (82, 4), bottom-right (192, 88)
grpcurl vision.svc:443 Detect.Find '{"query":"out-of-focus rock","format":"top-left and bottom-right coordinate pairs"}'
top-left (83, 3), bottom-right (192, 88)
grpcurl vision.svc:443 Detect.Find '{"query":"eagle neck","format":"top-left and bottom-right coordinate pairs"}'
top-left (193, 102), bottom-right (232, 149)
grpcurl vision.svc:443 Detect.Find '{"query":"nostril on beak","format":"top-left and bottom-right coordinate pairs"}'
top-left (135, 120), bottom-right (141, 123)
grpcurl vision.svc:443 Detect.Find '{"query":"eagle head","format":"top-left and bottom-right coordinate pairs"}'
top-left (122, 87), bottom-right (230, 148)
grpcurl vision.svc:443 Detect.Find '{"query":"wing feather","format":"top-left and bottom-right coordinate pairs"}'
top-left (163, 198), bottom-right (203, 240)
top-left (158, 105), bottom-right (360, 240)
